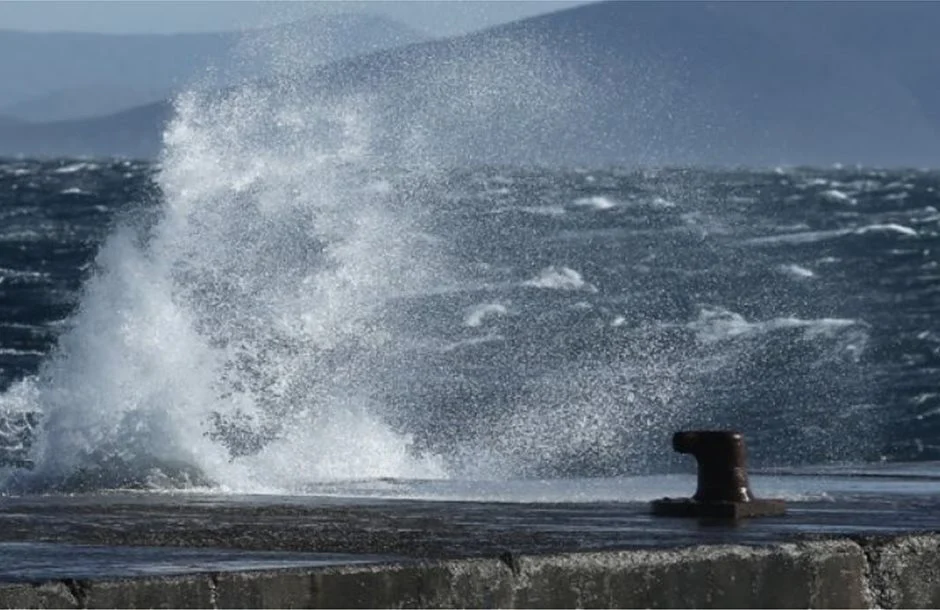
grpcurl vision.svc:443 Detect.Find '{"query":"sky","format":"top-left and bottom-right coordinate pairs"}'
top-left (0, 1), bottom-right (593, 37)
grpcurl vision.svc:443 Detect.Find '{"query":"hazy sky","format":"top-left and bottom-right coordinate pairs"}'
top-left (0, 1), bottom-right (593, 37)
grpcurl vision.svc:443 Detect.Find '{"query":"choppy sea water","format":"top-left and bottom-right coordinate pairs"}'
top-left (0, 154), bottom-right (937, 494)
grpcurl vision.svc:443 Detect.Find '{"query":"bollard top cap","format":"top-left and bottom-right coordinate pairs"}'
top-left (672, 430), bottom-right (744, 454)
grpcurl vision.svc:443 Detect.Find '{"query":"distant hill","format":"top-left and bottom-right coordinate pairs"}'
top-left (0, 102), bottom-right (174, 160)
top-left (1, 1), bottom-right (938, 167)
top-left (0, 14), bottom-right (427, 122)
top-left (2, 84), bottom-right (172, 124)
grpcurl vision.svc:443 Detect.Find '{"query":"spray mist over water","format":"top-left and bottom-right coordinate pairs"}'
top-left (0, 24), bottom-right (883, 494)
top-left (0, 28), bottom-right (611, 493)
top-left (3, 85), bottom-right (456, 493)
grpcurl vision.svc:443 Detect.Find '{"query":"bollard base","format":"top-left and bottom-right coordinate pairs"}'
top-left (651, 497), bottom-right (787, 519)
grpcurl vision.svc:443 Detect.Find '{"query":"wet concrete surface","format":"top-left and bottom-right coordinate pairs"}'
top-left (0, 542), bottom-right (395, 583)
top-left (2, 472), bottom-right (940, 577)
top-left (1, 473), bottom-right (940, 606)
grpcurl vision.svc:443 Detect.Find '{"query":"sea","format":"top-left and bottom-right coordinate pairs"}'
top-left (0, 88), bottom-right (938, 498)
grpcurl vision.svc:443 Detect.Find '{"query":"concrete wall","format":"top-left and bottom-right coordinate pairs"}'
top-left (4, 534), bottom-right (940, 608)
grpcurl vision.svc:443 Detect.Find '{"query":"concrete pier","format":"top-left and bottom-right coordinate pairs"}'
top-left (2, 473), bottom-right (940, 608)
top-left (4, 534), bottom-right (940, 608)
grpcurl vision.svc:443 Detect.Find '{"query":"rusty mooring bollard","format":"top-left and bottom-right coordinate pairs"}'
top-left (651, 430), bottom-right (786, 519)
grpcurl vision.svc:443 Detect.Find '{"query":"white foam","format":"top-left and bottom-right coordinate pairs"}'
top-left (463, 303), bottom-right (508, 328)
top-left (689, 307), bottom-right (861, 344)
top-left (3, 82), bottom-right (449, 493)
top-left (0, 267), bottom-right (48, 280)
top-left (0, 230), bottom-right (44, 243)
top-left (745, 227), bottom-right (859, 246)
top-left (522, 266), bottom-right (597, 292)
top-left (777, 263), bottom-right (816, 279)
top-left (0, 348), bottom-right (45, 357)
top-left (854, 223), bottom-right (918, 237)
top-left (819, 189), bottom-right (856, 204)
top-left (53, 162), bottom-right (98, 174)
top-left (650, 196), bottom-right (676, 208)
top-left (572, 195), bottom-right (617, 210)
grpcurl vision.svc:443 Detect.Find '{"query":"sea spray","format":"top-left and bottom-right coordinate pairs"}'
top-left (2, 81), bottom-right (452, 493)
top-left (0, 21), bottom-right (594, 491)
top-left (0, 23), bottom-right (892, 493)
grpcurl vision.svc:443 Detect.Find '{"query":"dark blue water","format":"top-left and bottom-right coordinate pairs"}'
top-left (0, 159), bottom-right (938, 490)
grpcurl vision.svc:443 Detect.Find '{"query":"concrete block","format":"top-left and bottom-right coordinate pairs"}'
top-left (300, 540), bottom-right (869, 609)
top-left (0, 538), bottom-right (875, 609)
top-left (215, 569), bottom-right (314, 608)
top-left (513, 541), bottom-right (867, 609)
top-left (310, 560), bottom-right (513, 608)
top-left (84, 575), bottom-right (214, 609)
top-left (0, 582), bottom-right (79, 609)
top-left (863, 533), bottom-right (940, 608)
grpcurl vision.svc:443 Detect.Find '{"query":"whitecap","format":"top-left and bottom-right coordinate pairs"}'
top-left (0, 229), bottom-right (45, 243)
top-left (463, 303), bottom-right (508, 328)
top-left (777, 264), bottom-right (816, 279)
top-left (53, 162), bottom-right (97, 174)
top-left (0, 267), bottom-right (48, 281)
top-left (0, 348), bottom-right (45, 357)
top-left (744, 229), bottom-right (852, 246)
top-left (819, 189), bottom-right (856, 204)
top-left (854, 223), bottom-right (918, 237)
top-left (650, 196), bottom-right (676, 208)
top-left (573, 195), bottom-right (617, 210)
top-left (522, 266), bottom-right (597, 292)
top-left (688, 307), bottom-right (861, 344)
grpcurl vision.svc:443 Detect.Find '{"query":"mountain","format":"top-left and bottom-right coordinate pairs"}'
top-left (0, 14), bottom-right (427, 122)
top-left (0, 102), bottom-right (174, 160)
top-left (1, 1), bottom-right (938, 167)
top-left (319, 0), bottom-right (938, 167)
top-left (2, 85), bottom-right (172, 124)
